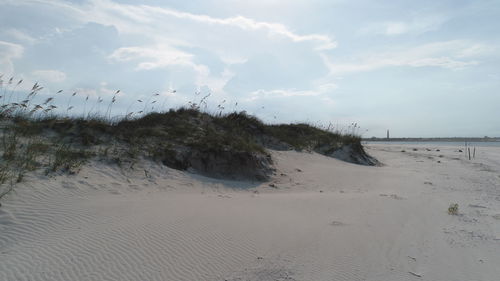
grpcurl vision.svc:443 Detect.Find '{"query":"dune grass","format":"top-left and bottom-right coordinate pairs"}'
top-left (0, 77), bottom-right (362, 203)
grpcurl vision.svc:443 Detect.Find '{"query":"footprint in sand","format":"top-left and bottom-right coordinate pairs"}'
top-left (128, 184), bottom-right (140, 190)
top-left (468, 204), bottom-right (487, 209)
top-left (62, 181), bottom-right (79, 189)
top-left (390, 194), bottom-right (405, 200)
top-left (380, 194), bottom-right (405, 200)
top-left (330, 221), bottom-right (346, 226)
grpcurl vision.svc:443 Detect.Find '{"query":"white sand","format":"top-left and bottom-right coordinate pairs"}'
top-left (1, 144), bottom-right (499, 281)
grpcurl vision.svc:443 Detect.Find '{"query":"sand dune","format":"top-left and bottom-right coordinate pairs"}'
top-left (1, 144), bottom-right (499, 281)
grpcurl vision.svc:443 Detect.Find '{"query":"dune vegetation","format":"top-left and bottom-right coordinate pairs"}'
top-left (0, 77), bottom-right (371, 203)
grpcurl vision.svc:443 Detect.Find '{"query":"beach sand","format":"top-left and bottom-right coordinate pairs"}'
top-left (1, 144), bottom-right (499, 281)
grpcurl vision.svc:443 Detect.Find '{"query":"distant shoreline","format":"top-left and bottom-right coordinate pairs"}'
top-left (363, 137), bottom-right (500, 142)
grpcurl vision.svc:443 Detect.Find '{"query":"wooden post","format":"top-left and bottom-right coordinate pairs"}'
top-left (468, 148), bottom-right (471, 160)
top-left (473, 147), bottom-right (476, 159)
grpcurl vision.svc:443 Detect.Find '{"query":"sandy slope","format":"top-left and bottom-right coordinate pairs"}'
top-left (0, 144), bottom-right (499, 281)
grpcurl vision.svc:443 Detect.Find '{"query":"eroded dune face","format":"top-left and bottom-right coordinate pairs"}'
top-left (1, 145), bottom-right (500, 281)
top-left (326, 143), bottom-right (379, 166)
top-left (161, 146), bottom-right (274, 181)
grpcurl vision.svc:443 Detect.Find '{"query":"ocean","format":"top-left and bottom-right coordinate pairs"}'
top-left (364, 141), bottom-right (500, 148)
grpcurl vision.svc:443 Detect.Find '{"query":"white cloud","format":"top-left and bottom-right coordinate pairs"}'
top-left (196, 68), bottom-right (235, 96)
top-left (0, 41), bottom-right (24, 75)
top-left (0, 41), bottom-right (22, 55)
top-left (323, 40), bottom-right (486, 75)
top-left (32, 69), bottom-right (67, 82)
top-left (219, 55), bottom-right (248, 65)
top-left (86, 0), bottom-right (336, 50)
top-left (456, 44), bottom-right (496, 58)
top-left (72, 0), bottom-right (335, 98)
top-left (360, 15), bottom-right (448, 36)
top-left (108, 44), bottom-right (239, 98)
top-left (16, 0), bottom-right (336, 53)
top-left (6, 0), bottom-right (337, 103)
top-left (384, 22), bottom-right (409, 35)
top-left (2, 29), bottom-right (37, 44)
top-left (246, 82), bottom-right (338, 101)
top-left (109, 44), bottom-right (219, 90)
top-left (248, 89), bottom-right (319, 100)
top-left (109, 45), bottom-right (195, 70)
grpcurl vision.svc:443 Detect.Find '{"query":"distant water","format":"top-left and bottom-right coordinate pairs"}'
top-left (364, 141), bottom-right (500, 148)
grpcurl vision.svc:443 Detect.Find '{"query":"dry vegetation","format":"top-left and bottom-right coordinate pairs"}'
top-left (0, 76), bottom-right (365, 203)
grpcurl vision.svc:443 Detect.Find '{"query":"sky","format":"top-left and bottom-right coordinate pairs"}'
top-left (0, 0), bottom-right (499, 137)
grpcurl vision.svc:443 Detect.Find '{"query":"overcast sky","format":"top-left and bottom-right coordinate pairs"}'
top-left (1, 0), bottom-right (499, 137)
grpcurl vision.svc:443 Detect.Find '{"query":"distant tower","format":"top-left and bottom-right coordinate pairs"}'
top-left (387, 130), bottom-right (390, 139)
